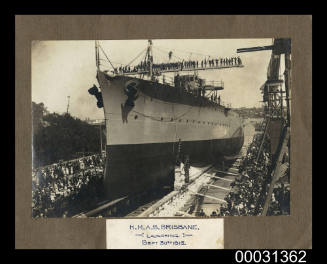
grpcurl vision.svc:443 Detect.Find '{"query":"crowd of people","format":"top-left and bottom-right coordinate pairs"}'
top-left (218, 132), bottom-right (273, 216)
top-left (32, 154), bottom-right (106, 218)
top-left (116, 56), bottom-right (243, 74)
top-left (267, 181), bottom-right (290, 216)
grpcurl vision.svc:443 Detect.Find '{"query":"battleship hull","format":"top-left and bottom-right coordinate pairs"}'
top-left (97, 70), bottom-right (244, 201)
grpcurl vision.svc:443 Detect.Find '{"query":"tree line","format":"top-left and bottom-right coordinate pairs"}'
top-left (32, 102), bottom-right (105, 168)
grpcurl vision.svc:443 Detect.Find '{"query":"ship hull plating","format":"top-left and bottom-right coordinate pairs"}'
top-left (97, 71), bottom-right (244, 201)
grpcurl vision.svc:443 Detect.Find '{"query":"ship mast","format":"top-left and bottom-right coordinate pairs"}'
top-left (146, 40), bottom-right (154, 79)
top-left (95, 40), bottom-right (100, 70)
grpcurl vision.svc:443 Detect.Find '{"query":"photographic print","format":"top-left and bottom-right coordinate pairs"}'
top-left (31, 39), bottom-right (291, 218)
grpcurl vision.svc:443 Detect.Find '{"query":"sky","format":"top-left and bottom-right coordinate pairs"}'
top-left (32, 39), bottom-right (277, 120)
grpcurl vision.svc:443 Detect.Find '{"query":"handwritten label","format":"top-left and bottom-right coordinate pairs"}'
top-left (106, 219), bottom-right (224, 249)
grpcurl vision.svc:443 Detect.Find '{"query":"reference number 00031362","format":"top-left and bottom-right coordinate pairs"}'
top-left (235, 250), bottom-right (307, 263)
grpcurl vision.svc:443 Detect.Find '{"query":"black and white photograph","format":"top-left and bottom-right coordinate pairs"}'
top-left (31, 38), bottom-right (291, 218)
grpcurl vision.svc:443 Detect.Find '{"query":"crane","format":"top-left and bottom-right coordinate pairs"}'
top-left (237, 38), bottom-right (291, 126)
top-left (237, 38), bottom-right (292, 216)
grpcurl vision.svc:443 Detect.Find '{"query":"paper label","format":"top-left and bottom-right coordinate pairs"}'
top-left (106, 218), bottom-right (224, 249)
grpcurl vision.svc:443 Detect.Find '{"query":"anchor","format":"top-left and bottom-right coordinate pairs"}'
top-left (88, 84), bottom-right (103, 108)
top-left (121, 80), bottom-right (139, 123)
